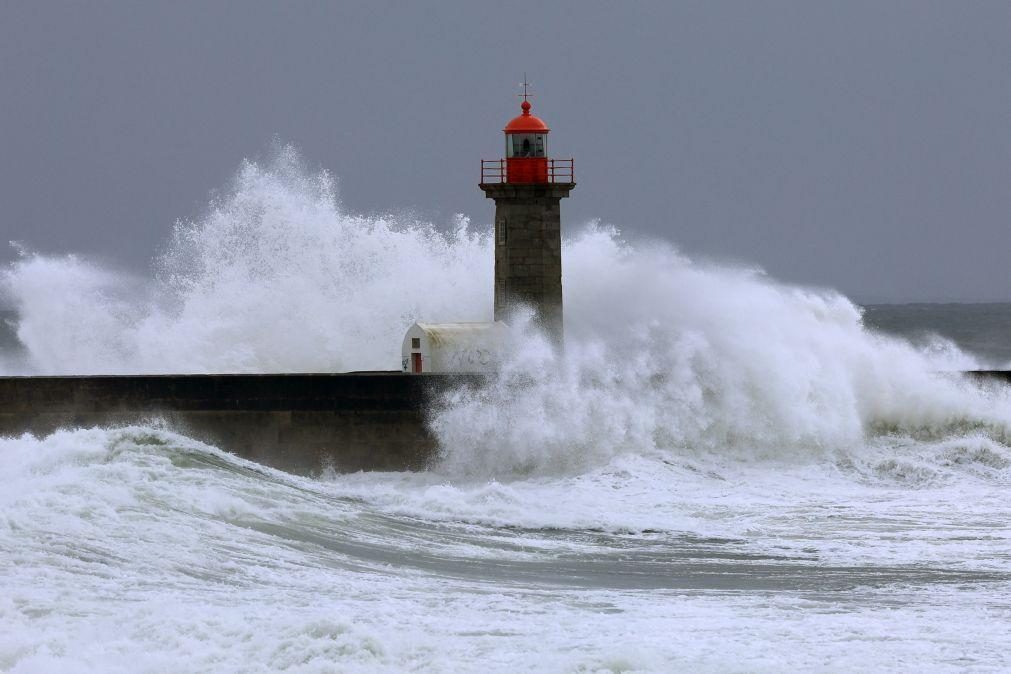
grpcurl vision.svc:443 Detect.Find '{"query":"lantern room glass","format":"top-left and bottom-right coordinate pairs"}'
top-left (506, 134), bottom-right (546, 158)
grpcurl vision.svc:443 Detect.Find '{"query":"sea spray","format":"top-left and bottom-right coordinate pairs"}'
top-left (1, 146), bottom-right (1009, 480)
top-left (2, 145), bottom-right (491, 375)
top-left (429, 235), bottom-right (1010, 477)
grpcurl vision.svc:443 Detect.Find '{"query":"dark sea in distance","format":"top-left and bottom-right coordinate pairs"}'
top-left (1, 303), bottom-right (1010, 369)
top-left (861, 302), bottom-right (1011, 367)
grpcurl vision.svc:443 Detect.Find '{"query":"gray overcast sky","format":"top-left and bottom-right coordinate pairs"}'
top-left (1, 1), bottom-right (1009, 302)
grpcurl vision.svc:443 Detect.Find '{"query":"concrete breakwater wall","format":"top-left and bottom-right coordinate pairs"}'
top-left (1, 371), bottom-right (1008, 475)
top-left (0, 372), bottom-right (483, 475)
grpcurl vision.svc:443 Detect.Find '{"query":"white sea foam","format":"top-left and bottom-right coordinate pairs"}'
top-left (1, 426), bottom-right (1009, 673)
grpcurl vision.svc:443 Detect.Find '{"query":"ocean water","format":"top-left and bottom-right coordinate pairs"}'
top-left (1, 149), bottom-right (1010, 672)
top-left (863, 303), bottom-right (1011, 368)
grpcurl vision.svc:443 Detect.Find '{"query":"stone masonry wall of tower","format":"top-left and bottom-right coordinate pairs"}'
top-left (481, 183), bottom-right (573, 343)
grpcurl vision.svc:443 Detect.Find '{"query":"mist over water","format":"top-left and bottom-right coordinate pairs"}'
top-left (2, 147), bottom-right (1011, 671)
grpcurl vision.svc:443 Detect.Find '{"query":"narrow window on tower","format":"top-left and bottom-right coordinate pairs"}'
top-left (497, 216), bottom-right (507, 244)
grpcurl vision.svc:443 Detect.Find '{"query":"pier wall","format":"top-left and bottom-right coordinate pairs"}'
top-left (1, 371), bottom-right (1008, 475)
top-left (0, 373), bottom-right (482, 475)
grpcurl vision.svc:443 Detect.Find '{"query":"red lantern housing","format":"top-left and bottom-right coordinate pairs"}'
top-left (504, 100), bottom-right (550, 183)
top-left (480, 97), bottom-right (573, 185)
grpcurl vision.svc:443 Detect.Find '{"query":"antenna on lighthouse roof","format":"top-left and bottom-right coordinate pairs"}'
top-left (518, 73), bottom-right (532, 103)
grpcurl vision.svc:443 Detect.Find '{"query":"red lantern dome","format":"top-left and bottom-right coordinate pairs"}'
top-left (503, 101), bottom-right (550, 134)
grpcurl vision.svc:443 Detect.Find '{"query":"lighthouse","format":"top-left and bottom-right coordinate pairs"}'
top-left (480, 84), bottom-right (575, 345)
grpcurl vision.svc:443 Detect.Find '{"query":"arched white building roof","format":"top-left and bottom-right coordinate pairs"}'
top-left (402, 322), bottom-right (507, 373)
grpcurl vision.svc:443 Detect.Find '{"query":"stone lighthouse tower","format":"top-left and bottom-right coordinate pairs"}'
top-left (480, 86), bottom-right (575, 345)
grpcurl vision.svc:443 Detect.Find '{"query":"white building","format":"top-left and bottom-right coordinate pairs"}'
top-left (401, 322), bottom-right (508, 374)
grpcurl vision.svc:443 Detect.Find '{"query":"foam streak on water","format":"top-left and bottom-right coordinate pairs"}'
top-left (1, 148), bottom-right (1010, 671)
